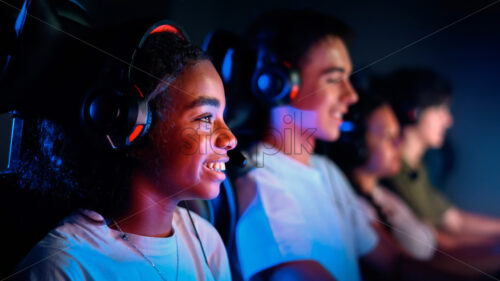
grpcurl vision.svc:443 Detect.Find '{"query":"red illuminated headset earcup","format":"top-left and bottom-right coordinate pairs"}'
top-left (124, 98), bottom-right (152, 146)
top-left (288, 69), bottom-right (300, 101)
top-left (122, 21), bottom-right (188, 148)
top-left (82, 85), bottom-right (152, 149)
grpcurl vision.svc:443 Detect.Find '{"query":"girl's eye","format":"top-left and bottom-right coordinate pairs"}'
top-left (196, 114), bottom-right (214, 129)
top-left (199, 114), bottom-right (213, 123)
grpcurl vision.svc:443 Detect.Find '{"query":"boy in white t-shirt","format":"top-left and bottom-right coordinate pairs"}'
top-left (235, 10), bottom-right (399, 281)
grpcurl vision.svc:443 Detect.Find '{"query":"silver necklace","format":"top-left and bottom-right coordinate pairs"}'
top-left (112, 220), bottom-right (179, 281)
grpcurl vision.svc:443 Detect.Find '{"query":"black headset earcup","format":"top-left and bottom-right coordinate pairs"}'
top-left (85, 89), bottom-right (124, 133)
top-left (81, 20), bottom-right (188, 149)
top-left (354, 139), bottom-right (368, 166)
top-left (82, 86), bottom-right (151, 149)
top-left (252, 67), bottom-right (285, 103)
top-left (251, 63), bottom-right (300, 106)
top-left (337, 118), bottom-right (369, 169)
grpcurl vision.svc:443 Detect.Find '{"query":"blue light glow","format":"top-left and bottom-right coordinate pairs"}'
top-left (257, 74), bottom-right (271, 91)
top-left (340, 121), bottom-right (354, 132)
top-left (15, 0), bottom-right (31, 37)
top-left (221, 48), bottom-right (234, 83)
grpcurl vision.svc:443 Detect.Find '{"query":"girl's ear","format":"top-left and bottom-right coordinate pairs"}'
top-left (125, 130), bottom-right (156, 163)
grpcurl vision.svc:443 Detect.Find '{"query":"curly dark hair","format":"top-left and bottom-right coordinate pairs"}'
top-left (16, 30), bottom-right (208, 218)
top-left (330, 93), bottom-right (388, 174)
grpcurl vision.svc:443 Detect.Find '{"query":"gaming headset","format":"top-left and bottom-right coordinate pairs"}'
top-left (251, 46), bottom-right (300, 107)
top-left (337, 111), bottom-right (369, 169)
top-left (335, 93), bottom-right (389, 169)
top-left (202, 29), bottom-right (300, 108)
top-left (81, 20), bottom-right (189, 149)
top-left (82, 21), bottom-right (214, 267)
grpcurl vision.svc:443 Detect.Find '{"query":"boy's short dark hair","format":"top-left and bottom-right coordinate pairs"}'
top-left (246, 9), bottom-right (353, 68)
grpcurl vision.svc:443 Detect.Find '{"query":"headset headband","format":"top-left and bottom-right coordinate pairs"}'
top-left (85, 20), bottom-right (189, 149)
top-left (128, 20), bottom-right (189, 83)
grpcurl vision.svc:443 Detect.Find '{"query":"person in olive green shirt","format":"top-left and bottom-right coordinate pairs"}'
top-left (380, 68), bottom-right (500, 250)
top-left (389, 160), bottom-right (452, 228)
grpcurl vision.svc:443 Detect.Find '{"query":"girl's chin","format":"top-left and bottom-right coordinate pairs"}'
top-left (187, 182), bottom-right (221, 201)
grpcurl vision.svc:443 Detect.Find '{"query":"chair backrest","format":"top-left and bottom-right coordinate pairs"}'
top-left (0, 171), bottom-right (73, 278)
top-left (0, 0), bottom-right (97, 116)
top-left (1, 1), bottom-right (94, 277)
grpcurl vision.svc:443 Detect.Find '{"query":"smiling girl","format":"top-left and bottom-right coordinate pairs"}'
top-left (14, 24), bottom-right (236, 281)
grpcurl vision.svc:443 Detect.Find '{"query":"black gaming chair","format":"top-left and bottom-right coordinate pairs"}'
top-left (0, 0), bottom-right (99, 277)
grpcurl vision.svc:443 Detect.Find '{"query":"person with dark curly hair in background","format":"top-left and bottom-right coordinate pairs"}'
top-left (13, 25), bottom-right (236, 281)
top-left (330, 94), bottom-right (437, 261)
top-left (330, 91), bottom-right (500, 279)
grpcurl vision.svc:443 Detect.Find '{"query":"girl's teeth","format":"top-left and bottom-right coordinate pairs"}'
top-left (205, 162), bottom-right (225, 172)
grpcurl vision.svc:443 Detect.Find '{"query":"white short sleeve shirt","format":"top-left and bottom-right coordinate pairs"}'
top-left (15, 207), bottom-right (231, 281)
top-left (236, 143), bottom-right (378, 281)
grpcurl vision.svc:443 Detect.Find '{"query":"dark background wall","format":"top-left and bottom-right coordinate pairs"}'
top-left (1, 0), bottom-right (500, 214)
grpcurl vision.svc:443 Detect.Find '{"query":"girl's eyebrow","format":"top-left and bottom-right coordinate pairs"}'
top-left (185, 96), bottom-right (220, 109)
